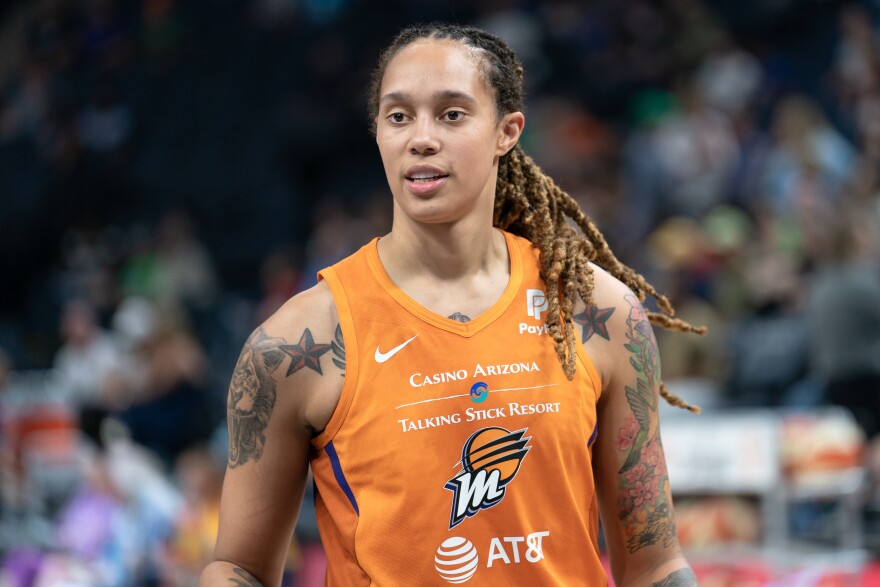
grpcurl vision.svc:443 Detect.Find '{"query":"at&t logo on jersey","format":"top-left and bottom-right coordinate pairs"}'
top-left (445, 427), bottom-right (531, 529)
top-left (434, 531), bottom-right (550, 583)
top-left (434, 537), bottom-right (479, 584)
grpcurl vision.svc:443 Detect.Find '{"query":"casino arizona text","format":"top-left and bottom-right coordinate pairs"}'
top-left (409, 361), bottom-right (541, 388)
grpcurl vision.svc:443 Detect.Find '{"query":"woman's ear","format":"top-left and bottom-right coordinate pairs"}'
top-left (496, 111), bottom-right (525, 157)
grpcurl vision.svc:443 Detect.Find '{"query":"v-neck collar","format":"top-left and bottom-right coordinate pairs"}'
top-left (365, 230), bottom-right (523, 337)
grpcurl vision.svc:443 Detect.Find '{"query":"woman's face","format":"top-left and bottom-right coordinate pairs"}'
top-left (375, 39), bottom-right (522, 226)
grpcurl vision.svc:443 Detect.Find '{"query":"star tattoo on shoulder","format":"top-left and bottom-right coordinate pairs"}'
top-left (573, 305), bottom-right (615, 342)
top-left (279, 328), bottom-right (332, 375)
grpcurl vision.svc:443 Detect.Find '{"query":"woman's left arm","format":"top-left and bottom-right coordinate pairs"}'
top-left (585, 283), bottom-right (697, 586)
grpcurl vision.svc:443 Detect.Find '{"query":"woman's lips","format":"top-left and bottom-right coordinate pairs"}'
top-left (405, 175), bottom-right (449, 195)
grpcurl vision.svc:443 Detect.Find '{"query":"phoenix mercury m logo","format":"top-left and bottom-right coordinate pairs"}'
top-left (526, 289), bottom-right (548, 321)
top-left (445, 427), bottom-right (532, 528)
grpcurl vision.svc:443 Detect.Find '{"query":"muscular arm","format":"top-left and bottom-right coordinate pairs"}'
top-left (200, 286), bottom-right (342, 587)
top-left (581, 270), bottom-right (695, 586)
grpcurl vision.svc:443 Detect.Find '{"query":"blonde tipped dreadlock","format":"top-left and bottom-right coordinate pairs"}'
top-left (495, 145), bottom-right (705, 413)
top-left (369, 23), bottom-right (706, 412)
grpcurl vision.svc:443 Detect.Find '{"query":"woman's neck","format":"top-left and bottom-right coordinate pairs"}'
top-left (379, 214), bottom-right (506, 283)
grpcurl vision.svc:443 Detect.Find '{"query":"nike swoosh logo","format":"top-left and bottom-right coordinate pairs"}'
top-left (375, 335), bottom-right (418, 363)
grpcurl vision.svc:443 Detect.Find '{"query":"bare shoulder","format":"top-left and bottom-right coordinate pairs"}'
top-left (572, 263), bottom-right (649, 388)
top-left (585, 262), bottom-right (637, 307)
top-left (226, 281), bottom-right (344, 469)
top-left (263, 279), bottom-right (339, 342)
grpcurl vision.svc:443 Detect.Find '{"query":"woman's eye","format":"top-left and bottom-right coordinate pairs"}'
top-left (443, 110), bottom-right (465, 122)
top-left (388, 112), bottom-right (407, 123)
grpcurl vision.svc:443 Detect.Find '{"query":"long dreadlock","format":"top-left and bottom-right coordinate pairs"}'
top-left (368, 23), bottom-right (705, 412)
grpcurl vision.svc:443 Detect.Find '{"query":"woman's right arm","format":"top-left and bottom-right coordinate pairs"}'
top-left (200, 285), bottom-right (342, 586)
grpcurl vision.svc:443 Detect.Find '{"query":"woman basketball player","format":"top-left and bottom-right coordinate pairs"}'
top-left (200, 23), bottom-right (700, 587)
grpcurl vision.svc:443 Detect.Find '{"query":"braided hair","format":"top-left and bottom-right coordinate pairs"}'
top-left (368, 23), bottom-right (705, 412)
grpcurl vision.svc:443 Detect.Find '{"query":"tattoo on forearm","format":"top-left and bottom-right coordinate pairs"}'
top-left (573, 305), bottom-right (614, 342)
top-left (331, 323), bottom-right (346, 374)
top-left (617, 294), bottom-right (676, 553)
top-left (448, 312), bottom-right (471, 322)
top-left (230, 566), bottom-right (263, 587)
top-left (227, 327), bottom-right (334, 468)
top-left (650, 568), bottom-right (698, 587)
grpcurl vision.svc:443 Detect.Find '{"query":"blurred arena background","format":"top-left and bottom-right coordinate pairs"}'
top-left (1, 0), bottom-right (880, 585)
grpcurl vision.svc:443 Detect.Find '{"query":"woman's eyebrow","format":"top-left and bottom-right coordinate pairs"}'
top-left (379, 90), bottom-right (478, 105)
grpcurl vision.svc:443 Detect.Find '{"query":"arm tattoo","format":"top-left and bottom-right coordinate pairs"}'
top-left (448, 312), bottom-right (471, 322)
top-left (616, 294), bottom-right (676, 553)
top-left (573, 305), bottom-right (615, 342)
top-left (227, 327), bottom-right (333, 468)
top-left (229, 566), bottom-right (263, 587)
top-left (331, 323), bottom-right (346, 374)
top-left (650, 569), bottom-right (698, 587)
top-left (279, 328), bottom-right (331, 375)
top-left (227, 328), bottom-right (285, 468)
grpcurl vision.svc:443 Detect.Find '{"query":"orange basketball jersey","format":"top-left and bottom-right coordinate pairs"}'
top-left (312, 230), bottom-right (606, 586)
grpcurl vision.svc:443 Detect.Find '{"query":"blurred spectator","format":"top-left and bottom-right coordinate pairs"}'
top-left (2, 57), bottom-right (52, 144)
top-left (695, 42), bottom-right (763, 117)
top-left (302, 199), bottom-right (375, 288)
top-left (58, 223), bottom-right (121, 317)
top-left (623, 89), bottom-right (675, 243)
top-left (255, 247), bottom-right (303, 324)
top-left (77, 76), bottom-right (133, 157)
top-left (118, 224), bottom-right (161, 301)
top-left (112, 296), bottom-right (158, 352)
top-left (646, 216), bottom-right (728, 393)
top-left (527, 96), bottom-right (618, 193)
top-left (667, 0), bottom-right (728, 67)
top-left (105, 295), bottom-right (157, 409)
top-left (53, 455), bottom-right (131, 585)
top-left (162, 446), bottom-right (224, 585)
top-left (116, 318), bottom-right (215, 466)
top-left (52, 299), bottom-right (123, 446)
top-left (478, 3), bottom-right (548, 88)
top-left (653, 80), bottom-right (740, 216)
top-left (761, 95), bottom-right (856, 217)
top-left (728, 104), bottom-right (773, 211)
top-left (725, 249), bottom-right (809, 407)
top-left (154, 210), bottom-right (219, 312)
top-left (832, 3), bottom-right (880, 111)
top-left (807, 209), bottom-right (880, 440)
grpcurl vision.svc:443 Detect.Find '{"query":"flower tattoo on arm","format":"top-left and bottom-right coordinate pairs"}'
top-left (616, 294), bottom-right (677, 553)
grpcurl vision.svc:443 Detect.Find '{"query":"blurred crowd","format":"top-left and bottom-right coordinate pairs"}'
top-left (1, 0), bottom-right (880, 584)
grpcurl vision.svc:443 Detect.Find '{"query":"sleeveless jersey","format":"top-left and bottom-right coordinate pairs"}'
top-left (312, 230), bottom-right (606, 586)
